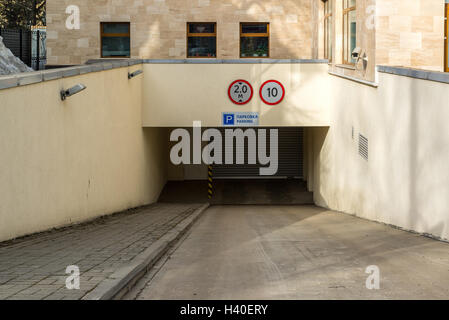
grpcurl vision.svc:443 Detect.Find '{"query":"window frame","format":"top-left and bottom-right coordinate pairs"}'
top-left (342, 0), bottom-right (356, 65)
top-left (445, 3), bottom-right (448, 72)
top-left (323, 0), bottom-right (333, 62)
top-left (239, 22), bottom-right (270, 58)
top-left (186, 22), bottom-right (217, 59)
top-left (100, 22), bottom-right (131, 58)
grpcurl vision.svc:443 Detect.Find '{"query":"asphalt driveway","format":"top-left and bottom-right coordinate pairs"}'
top-left (130, 205), bottom-right (449, 300)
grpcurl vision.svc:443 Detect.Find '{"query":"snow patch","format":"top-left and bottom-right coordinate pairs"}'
top-left (0, 36), bottom-right (33, 75)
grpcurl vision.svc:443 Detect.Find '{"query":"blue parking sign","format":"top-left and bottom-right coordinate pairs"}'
top-left (223, 113), bottom-right (235, 126)
top-left (222, 112), bottom-right (259, 126)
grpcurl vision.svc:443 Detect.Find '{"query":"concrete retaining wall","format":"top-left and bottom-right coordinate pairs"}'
top-left (307, 69), bottom-right (449, 241)
top-left (0, 65), bottom-right (167, 242)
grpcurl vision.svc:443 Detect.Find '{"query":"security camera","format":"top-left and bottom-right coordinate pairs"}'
top-left (351, 47), bottom-right (361, 60)
top-left (128, 70), bottom-right (143, 79)
top-left (361, 52), bottom-right (368, 69)
top-left (60, 84), bottom-right (87, 101)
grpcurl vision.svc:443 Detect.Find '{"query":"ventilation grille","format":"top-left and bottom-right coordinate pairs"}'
top-left (359, 134), bottom-right (368, 160)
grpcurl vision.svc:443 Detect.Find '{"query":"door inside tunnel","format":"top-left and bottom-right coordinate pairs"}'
top-left (160, 127), bottom-right (311, 205)
top-left (212, 127), bottom-right (304, 179)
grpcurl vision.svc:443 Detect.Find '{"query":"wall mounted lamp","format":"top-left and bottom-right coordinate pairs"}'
top-left (60, 84), bottom-right (87, 101)
top-left (128, 70), bottom-right (143, 79)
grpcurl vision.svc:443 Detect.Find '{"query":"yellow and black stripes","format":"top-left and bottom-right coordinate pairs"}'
top-left (208, 165), bottom-right (213, 199)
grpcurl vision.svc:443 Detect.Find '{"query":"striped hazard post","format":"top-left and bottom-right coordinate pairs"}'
top-left (208, 165), bottom-right (213, 199)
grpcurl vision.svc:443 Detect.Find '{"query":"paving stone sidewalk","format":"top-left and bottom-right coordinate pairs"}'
top-left (0, 203), bottom-right (204, 300)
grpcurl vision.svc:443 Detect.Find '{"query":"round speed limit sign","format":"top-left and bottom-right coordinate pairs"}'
top-left (228, 80), bottom-right (253, 105)
top-left (260, 80), bottom-right (285, 105)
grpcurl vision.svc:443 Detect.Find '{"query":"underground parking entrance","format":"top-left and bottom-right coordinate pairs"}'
top-left (159, 127), bottom-right (314, 205)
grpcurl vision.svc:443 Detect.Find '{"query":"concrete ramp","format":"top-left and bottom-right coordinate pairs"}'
top-left (158, 180), bottom-right (314, 205)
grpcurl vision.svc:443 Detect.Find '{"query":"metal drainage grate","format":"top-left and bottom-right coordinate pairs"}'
top-left (359, 134), bottom-right (368, 160)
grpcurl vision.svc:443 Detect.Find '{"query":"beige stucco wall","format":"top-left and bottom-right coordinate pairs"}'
top-left (307, 72), bottom-right (449, 241)
top-left (0, 66), bottom-right (168, 242)
top-left (46, 0), bottom-right (316, 65)
top-left (142, 63), bottom-right (331, 127)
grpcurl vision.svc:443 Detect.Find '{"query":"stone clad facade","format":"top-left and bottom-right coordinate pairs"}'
top-left (376, 0), bottom-right (445, 71)
top-left (47, 0), bottom-right (447, 81)
top-left (46, 0), bottom-right (316, 65)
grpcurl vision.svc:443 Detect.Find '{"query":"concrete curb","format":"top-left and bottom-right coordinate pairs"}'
top-left (82, 203), bottom-right (209, 300)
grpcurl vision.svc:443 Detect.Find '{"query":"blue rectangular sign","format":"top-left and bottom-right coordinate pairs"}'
top-left (222, 112), bottom-right (259, 127)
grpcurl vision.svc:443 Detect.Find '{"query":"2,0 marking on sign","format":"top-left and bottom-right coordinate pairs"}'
top-left (260, 80), bottom-right (285, 105)
top-left (228, 80), bottom-right (253, 105)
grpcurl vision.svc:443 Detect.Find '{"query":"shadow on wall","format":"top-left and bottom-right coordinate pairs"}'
top-left (261, 64), bottom-right (331, 126)
top-left (318, 73), bottom-right (449, 241)
top-left (142, 127), bottom-right (170, 200)
top-left (305, 126), bottom-right (330, 209)
top-left (407, 79), bottom-right (447, 238)
top-left (372, 75), bottom-right (448, 239)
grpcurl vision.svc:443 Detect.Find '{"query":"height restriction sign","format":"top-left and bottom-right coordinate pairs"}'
top-left (228, 80), bottom-right (253, 105)
top-left (259, 80), bottom-right (285, 105)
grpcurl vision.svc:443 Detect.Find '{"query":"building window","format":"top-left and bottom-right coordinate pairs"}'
top-left (240, 23), bottom-right (269, 58)
top-left (100, 22), bottom-right (130, 58)
top-left (342, 0), bottom-right (356, 64)
top-left (324, 0), bottom-right (333, 61)
top-left (187, 23), bottom-right (217, 58)
top-left (445, 1), bottom-right (449, 72)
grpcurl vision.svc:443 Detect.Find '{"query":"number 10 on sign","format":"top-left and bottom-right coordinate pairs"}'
top-left (260, 80), bottom-right (285, 105)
